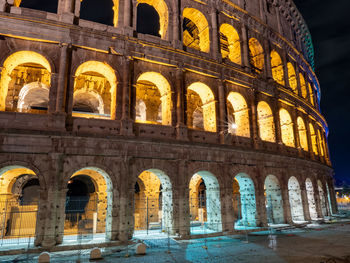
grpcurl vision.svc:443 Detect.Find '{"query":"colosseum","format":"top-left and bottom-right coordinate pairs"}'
top-left (0, 0), bottom-right (337, 249)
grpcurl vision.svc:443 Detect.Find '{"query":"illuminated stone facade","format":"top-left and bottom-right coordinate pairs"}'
top-left (0, 0), bottom-right (337, 249)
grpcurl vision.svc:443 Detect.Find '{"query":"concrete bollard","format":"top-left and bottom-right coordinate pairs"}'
top-left (90, 247), bottom-right (102, 260)
top-left (38, 252), bottom-right (50, 263)
top-left (135, 243), bottom-right (147, 255)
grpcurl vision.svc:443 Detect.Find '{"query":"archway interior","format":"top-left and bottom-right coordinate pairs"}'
top-left (233, 173), bottom-right (256, 228)
top-left (257, 101), bottom-right (276, 142)
top-left (305, 178), bottom-right (318, 220)
top-left (189, 171), bottom-right (222, 234)
top-left (18, 0), bottom-right (58, 13)
top-left (135, 72), bottom-right (172, 125)
top-left (227, 92), bottom-right (250, 137)
top-left (299, 73), bottom-right (307, 98)
top-left (249, 38), bottom-right (264, 73)
top-left (264, 175), bottom-right (284, 224)
top-left (0, 52), bottom-right (51, 112)
top-left (219, 24), bottom-right (241, 64)
top-left (137, 0), bottom-right (168, 39)
top-left (308, 82), bottom-right (315, 106)
top-left (183, 8), bottom-right (210, 53)
top-left (137, 3), bottom-right (161, 37)
top-left (317, 180), bottom-right (327, 217)
top-left (0, 166), bottom-right (39, 238)
top-left (73, 61), bottom-right (117, 119)
top-left (309, 123), bottom-right (319, 156)
top-left (279, 109), bottom-right (295, 147)
top-left (187, 82), bottom-right (216, 132)
top-left (287, 63), bottom-right (298, 93)
top-left (297, 117), bottom-right (309, 151)
top-left (64, 168), bottom-right (112, 240)
top-left (79, 0), bottom-right (115, 26)
top-left (288, 176), bottom-right (305, 222)
top-left (270, 51), bottom-right (285, 85)
top-left (134, 169), bottom-right (173, 235)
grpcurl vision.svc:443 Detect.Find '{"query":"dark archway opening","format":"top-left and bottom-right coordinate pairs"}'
top-left (79, 0), bottom-right (114, 26)
top-left (20, 0), bottom-right (58, 13)
top-left (21, 179), bottom-right (40, 205)
top-left (136, 3), bottom-right (160, 37)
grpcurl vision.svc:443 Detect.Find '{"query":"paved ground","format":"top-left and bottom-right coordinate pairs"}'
top-left (1, 222), bottom-right (350, 263)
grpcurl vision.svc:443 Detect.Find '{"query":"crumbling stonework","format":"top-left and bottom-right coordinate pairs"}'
top-left (0, 0), bottom-right (336, 249)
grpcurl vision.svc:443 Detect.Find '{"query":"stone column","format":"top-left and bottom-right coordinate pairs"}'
top-left (305, 118), bottom-right (315, 160)
top-left (210, 7), bottom-right (219, 60)
top-left (56, 43), bottom-right (70, 113)
top-left (109, 188), bottom-right (120, 241)
top-left (250, 90), bottom-right (260, 148)
top-left (258, 0), bottom-right (266, 23)
top-left (281, 182), bottom-right (293, 224)
top-left (176, 160), bottom-right (190, 238)
top-left (173, 0), bottom-right (182, 49)
top-left (240, 24), bottom-right (250, 70)
top-left (263, 39), bottom-right (273, 80)
top-left (121, 57), bottom-right (134, 136)
top-left (295, 65), bottom-right (302, 97)
top-left (57, 0), bottom-right (75, 23)
top-left (175, 67), bottom-right (188, 140)
top-left (48, 73), bottom-right (58, 114)
top-left (0, 0), bottom-right (7, 12)
top-left (291, 107), bottom-right (301, 150)
top-left (282, 51), bottom-right (290, 89)
top-left (217, 79), bottom-right (227, 144)
top-left (255, 178), bottom-right (268, 227)
top-left (275, 4), bottom-right (282, 35)
top-left (273, 98), bottom-right (283, 145)
top-left (300, 182), bottom-right (311, 221)
top-left (123, 0), bottom-right (132, 28)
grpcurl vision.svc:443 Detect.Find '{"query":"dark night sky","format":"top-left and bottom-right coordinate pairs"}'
top-left (21, 0), bottom-right (350, 185)
top-left (294, 0), bottom-right (350, 185)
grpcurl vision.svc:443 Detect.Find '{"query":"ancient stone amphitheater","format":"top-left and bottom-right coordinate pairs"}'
top-left (0, 0), bottom-right (336, 249)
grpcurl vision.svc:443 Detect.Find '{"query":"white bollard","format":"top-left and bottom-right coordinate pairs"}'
top-left (135, 243), bottom-right (147, 255)
top-left (90, 247), bottom-right (102, 260)
top-left (38, 252), bottom-right (50, 263)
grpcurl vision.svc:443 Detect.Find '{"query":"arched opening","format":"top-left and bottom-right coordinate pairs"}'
top-left (189, 171), bottom-right (222, 234)
top-left (279, 108), bottom-right (295, 147)
top-left (187, 82), bottom-right (216, 132)
top-left (136, 0), bottom-right (168, 38)
top-left (317, 180), bottom-right (327, 217)
top-left (248, 38), bottom-right (264, 73)
top-left (288, 176), bottom-right (305, 222)
top-left (264, 175), bottom-right (284, 224)
top-left (308, 82), bottom-right (315, 106)
top-left (134, 169), bottom-right (173, 237)
top-left (183, 8), bottom-right (210, 53)
top-left (18, 0), bottom-right (58, 13)
top-left (135, 72), bottom-right (172, 125)
top-left (219, 24), bottom-right (241, 64)
top-left (257, 101), bottom-right (275, 142)
top-left (0, 166), bottom-right (40, 243)
top-left (137, 4), bottom-right (160, 37)
top-left (79, 0), bottom-right (115, 26)
top-left (305, 178), bottom-right (317, 220)
top-left (226, 92), bottom-right (250, 137)
top-left (299, 73), bottom-right (307, 98)
top-left (270, 51), bottom-right (285, 85)
top-left (297, 117), bottom-right (308, 151)
top-left (233, 173), bottom-right (256, 228)
top-left (326, 183), bottom-right (333, 216)
top-left (317, 129), bottom-right (325, 157)
top-left (73, 61), bottom-right (117, 119)
top-left (309, 123), bottom-right (319, 156)
top-left (0, 51), bottom-right (51, 113)
top-left (64, 167), bottom-right (113, 242)
top-left (287, 63), bottom-right (298, 93)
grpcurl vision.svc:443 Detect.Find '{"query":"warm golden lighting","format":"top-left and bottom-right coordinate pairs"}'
top-left (299, 73), bottom-right (307, 98)
top-left (270, 51), bottom-right (285, 85)
top-left (297, 117), bottom-right (308, 151)
top-left (135, 72), bottom-right (172, 125)
top-left (0, 51), bottom-right (51, 111)
top-left (219, 24), bottom-right (241, 64)
top-left (73, 61), bottom-right (117, 119)
top-left (309, 123), bottom-right (319, 156)
top-left (317, 129), bottom-right (325, 157)
top-left (257, 101), bottom-right (275, 142)
top-left (227, 92), bottom-right (250, 137)
top-left (249, 38), bottom-right (264, 73)
top-left (187, 82), bottom-right (216, 132)
top-left (308, 82), bottom-right (314, 106)
top-left (287, 62), bottom-right (298, 93)
top-left (279, 108), bottom-right (295, 147)
top-left (183, 8), bottom-right (210, 53)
